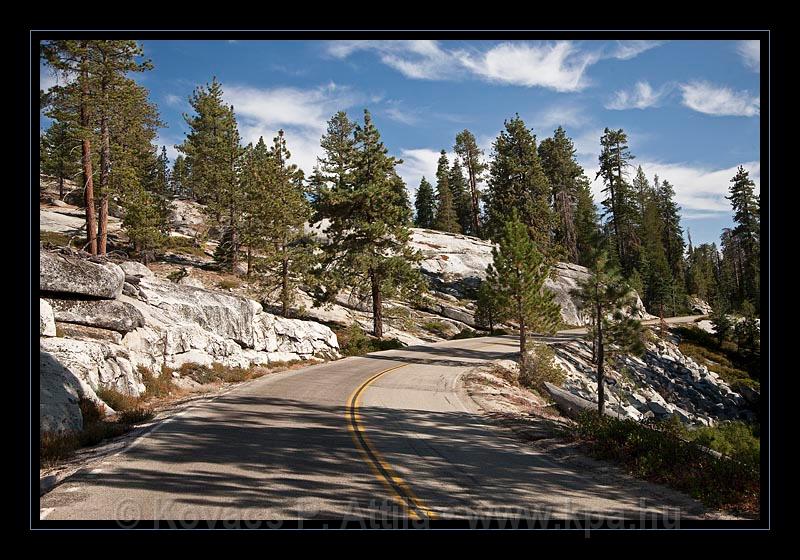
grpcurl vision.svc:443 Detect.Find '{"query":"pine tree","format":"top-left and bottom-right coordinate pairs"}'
top-left (314, 109), bottom-right (425, 338)
top-left (434, 150), bottom-right (460, 233)
top-left (414, 177), bottom-right (436, 229)
top-left (449, 158), bottom-right (473, 235)
top-left (726, 166), bottom-right (760, 311)
top-left (41, 41), bottom-right (99, 254)
top-left (91, 41), bottom-right (153, 255)
top-left (177, 77), bottom-right (244, 270)
top-left (656, 177), bottom-right (685, 282)
top-left (596, 128), bottom-right (639, 276)
top-left (571, 252), bottom-right (644, 414)
top-left (539, 126), bottom-right (584, 263)
top-left (484, 115), bottom-right (553, 251)
top-left (475, 280), bottom-right (505, 334)
top-left (40, 120), bottom-right (80, 199)
top-left (171, 155), bottom-right (188, 198)
top-left (454, 129), bottom-right (487, 235)
top-left (485, 209), bottom-right (561, 361)
top-left (640, 183), bottom-right (671, 315)
top-left (574, 176), bottom-right (601, 267)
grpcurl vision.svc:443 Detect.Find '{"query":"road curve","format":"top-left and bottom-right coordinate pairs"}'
top-left (40, 333), bottom-right (705, 522)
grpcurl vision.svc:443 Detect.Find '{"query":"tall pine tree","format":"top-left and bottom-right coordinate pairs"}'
top-left (454, 129), bottom-right (487, 236)
top-left (434, 150), bottom-right (460, 233)
top-left (414, 177), bottom-right (436, 229)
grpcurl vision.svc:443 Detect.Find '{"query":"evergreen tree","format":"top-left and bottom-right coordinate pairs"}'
top-left (726, 166), bottom-right (760, 310)
top-left (434, 150), bottom-right (460, 233)
top-left (574, 176), bottom-right (601, 267)
top-left (41, 41), bottom-right (99, 254)
top-left (170, 155), bottom-right (188, 198)
top-left (709, 302), bottom-right (734, 346)
top-left (639, 183), bottom-right (671, 315)
top-left (484, 115), bottom-right (553, 251)
top-left (454, 129), bottom-right (487, 235)
top-left (40, 119), bottom-right (80, 199)
top-left (313, 111), bottom-right (357, 220)
top-left (265, 130), bottom-right (311, 316)
top-left (475, 280), bottom-right (505, 335)
top-left (656, 177), bottom-right (685, 282)
top-left (314, 109), bottom-right (425, 338)
top-left (596, 128), bottom-right (639, 276)
top-left (449, 158), bottom-right (473, 235)
top-left (538, 126), bottom-right (584, 263)
top-left (177, 77), bottom-right (244, 270)
top-left (414, 177), bottom-right (436, 229)
top-left (571, 252), bottom-right (644, 414)
top-left (484, 209), bottom-right (561, 361)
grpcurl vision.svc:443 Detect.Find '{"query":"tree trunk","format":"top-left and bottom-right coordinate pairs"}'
top-left (79, 46), bottom-right (97, 256)
top-left (371, 269), bottom-right (383, 339)
top-left (519, 316), bottom-right (526, 364)
top-left (97, 56), bottom-right (110, 256)
top-left (596, 301), bottom-right (605, 415)
top-left (58, 176), bottom-right (64, 199)
top-left (282, 255), bottom-right (289, 318)
top-left (97, 194), bottom-right (108, 255)
top-left (246, 246), bottom-right (252, 277)
top-left (467, 162), bottom-right (480, 235)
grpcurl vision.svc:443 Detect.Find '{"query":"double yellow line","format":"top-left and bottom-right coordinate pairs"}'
top-left (345, 364), bottom-right (437, 521)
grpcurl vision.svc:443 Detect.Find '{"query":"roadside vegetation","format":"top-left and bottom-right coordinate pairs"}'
top-left (335, 323), bottom-right (404, 357)
top-left (570, 412), bottom-right (759, 513)
top-left (672, 324), bottom-right (760, 392)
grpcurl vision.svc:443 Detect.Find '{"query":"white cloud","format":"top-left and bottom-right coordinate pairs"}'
top-left (680, 81), bottom-right (760, 117)
top-left (223, 82), bottom-right (366, 176)
top-left (327, 40), bottom-right (460, 80)
top-left (737, 40), bottom-right (760, 72)
top-left (397, 148), bottom-right (460, 198)
top-left (608, 40), bottom-right (664, 60)
top-left (384, 104), bottom-right (422, 126)
top-left (638, 160), bottom-right (760, 213)
top-left (327, 40), bottom-right (656, 92)
top-left (164, 94), bottom-right (184, 107)
top-left (456, 42), bottom-right (598, 91)
top-left (606, 81), bottom-right (670, 110)
top-left (533, 103), bottom-right (589, 131)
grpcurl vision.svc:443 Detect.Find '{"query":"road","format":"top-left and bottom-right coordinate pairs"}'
top-left (40, 325), bottom-right (707, 523)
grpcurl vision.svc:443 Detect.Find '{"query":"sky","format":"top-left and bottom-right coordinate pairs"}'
top-left (40, 39), bottom-right (761, 246)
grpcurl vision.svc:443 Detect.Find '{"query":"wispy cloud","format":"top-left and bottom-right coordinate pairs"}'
top-left (680, 81), bottom-right (759, 117)
top-left (384, 102), bottom-right (423, 126)
top-left (737, 40), bottom-right (760, 72)
top-left (532, 103), bottom-right (589, 131)
top-left (326, 40), bottom-right (656, 92)
top-left (606, 81), bottom-right (671, 110)
top-left (164, 93), bottom-right (185, 107)
top-left (455, 42), bottom-right (599, 91)
top-left (223, 82), bottom-right (367, 176)
top-left (607, 40), bottom-right (665, 60)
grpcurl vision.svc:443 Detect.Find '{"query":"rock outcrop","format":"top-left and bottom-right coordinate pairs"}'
top-left (39, 251), bottom-right (341, 433)
top-left (40, 352), bottom-right (84, 434)
top-left (546, 333), bottom-right (755, 427)
top-left (40, 252), bottom-right (124, 299)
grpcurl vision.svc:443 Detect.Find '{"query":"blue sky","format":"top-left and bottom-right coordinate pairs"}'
top-left (40, 39), bottom-right (761, 246)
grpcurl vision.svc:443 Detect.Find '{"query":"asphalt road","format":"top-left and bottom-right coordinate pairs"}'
top-left (40, 322), bottom-right (707, 523)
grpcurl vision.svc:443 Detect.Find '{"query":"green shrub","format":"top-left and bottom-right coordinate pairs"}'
top-left (217, 277), bottom-right (241, 290)
top-left (519, 343), bottom-right (565, 394)
top-left (163, 236), bottom-right (206, 257)
top-left (572, 412), bottom-right (759, 511)
top-left (451, 328), bottom-right (480, 340)
top-left (421, 320), bottom-right (449, 335)
top-left (337, 323), bottom-right (404, 356)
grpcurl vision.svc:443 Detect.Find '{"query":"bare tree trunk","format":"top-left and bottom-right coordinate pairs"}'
top-left (519, 316), bottom-right (526, 364)
top-left (282, 254), bottom-right (289, 318)
top-left (246, 246), bottom-right (252, 277)
top-left (97, 53), bottom-right (110, 256)
top-left (596, 301), bottom-right (605, 415)
top-left (58, 176), bottom-right (64, 199)
top-left (371, 269), bottom-right (383, 339)
top-left (79, 45), bottom-right (97, 256)
top-left (467, 162), bottom-right (480, 235)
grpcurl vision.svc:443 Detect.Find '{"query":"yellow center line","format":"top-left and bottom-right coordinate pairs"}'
top-left (346, 363), bottom-right (437, 521)
top-left (345, 339), bottom-right (509, 521)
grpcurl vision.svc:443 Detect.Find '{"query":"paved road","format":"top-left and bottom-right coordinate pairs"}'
top-left (41, 330), bottom-right (706, 523)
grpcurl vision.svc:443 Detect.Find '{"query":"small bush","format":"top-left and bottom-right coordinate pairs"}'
top-left (451, 328), bottom-right (480, 340)
top-left (519, 343), bottom-right (565, 394)
top-left (337, 323), bottom-right (404, 356)
top-left (164, 236), bottom-right (206, 257)
top-left (79, 397), bottom-right (105, 425)
top-left (40, 231), bottom-right (82, 247)
top-left (77, 421), bottom-right (129, 447)
top-left (117, 407), bottom-right (155, 426)
top-left (421, 320), bottom-right (449, 335)
top-left (139, 365), bottom-right (176, 398)
top-left (96, 387), bottom-right (141, 412)
top-left (217, 277), bottom-right (241, 290)
top-left (40, 431), bottom-right (79, 467)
